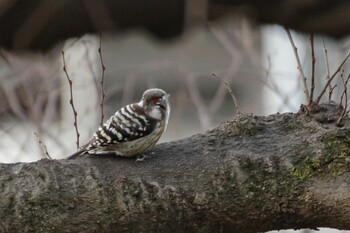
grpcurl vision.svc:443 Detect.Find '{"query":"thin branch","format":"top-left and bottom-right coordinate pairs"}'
top-left (342, 73), bottom-right (349, 106)
top-left (321, 37), bottom-right (332, 101)
top-left (309, 34), bottom-right (316, 105)
top-left (98, 34), bottom-right (106, 126)
top-left (208, 73), bottom-right (233, 115)
top-left (316, 50), bottom-right (350, 104)
top-left (284, 28), bottom-right (310, 102)
top-left (208, 24), bottom-right (242, 114)
top-left (329, 84), bottom-right (338, 100)
top-left (337, 73), bottom-right (350, 126)
top-left (344, 76), bottom-right (349, 112)
top-left (34, 132), bottom-right (52, 160)
top-left (211, 73), bottom-right (241, 114)
top-left (339, 69), bottom-right (346, 105)
top-left (61, 50), bottom-right (80, 149)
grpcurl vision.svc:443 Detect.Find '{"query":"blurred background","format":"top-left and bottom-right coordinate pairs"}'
top-left (1, 17), bottom-right (349, 163)
top-left (0, 1), bottom-right (350, 232)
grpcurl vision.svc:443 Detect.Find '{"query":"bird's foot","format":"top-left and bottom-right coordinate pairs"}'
top-left (135, 152), bottom-right (154, 162)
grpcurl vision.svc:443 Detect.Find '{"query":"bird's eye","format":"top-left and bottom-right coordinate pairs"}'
top-left (151, 96), bottom-right (159, 102)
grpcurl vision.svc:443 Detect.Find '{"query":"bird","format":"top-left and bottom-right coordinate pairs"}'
top-left (67, 88), bottom-right (170, 160)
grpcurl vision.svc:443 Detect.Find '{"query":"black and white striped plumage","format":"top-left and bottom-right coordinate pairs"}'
top-left (67, 88), bottom-right (170, 159)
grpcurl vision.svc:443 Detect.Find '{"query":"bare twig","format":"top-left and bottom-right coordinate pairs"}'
top-left (344, 75), bottom-right (349, 111)
top-left (285, 28), bottom-right (310, 102)
top-left (346, 109), bottom-right (350, 119)
top-left (98, 34), bottom-right (106, 126)
top-left (316, 50), bottom-right (350, 104)
top-left (339, 69), bottom-right (346, 105)
top-left (309, 34), bottom-right (316, 105)
top-left (61, 50), bottom-right (80, 149)
top-left (211, 73), bottom-right (241, 114)
top-left (208, 72), bottom-right (236, 115)
top-left (329, 84), bottom-right (338, 100)
top-left (337, 73), bottom-right (350, 126)
top-left (34, 132), bottom-right (52, 160)
top-left (208, 24), bottom-right (242, 114)
top-left (321, 37), bottom-right (333, 101)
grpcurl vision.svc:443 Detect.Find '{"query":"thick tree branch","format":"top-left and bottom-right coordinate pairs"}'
top-left (0, 103), bottom-right (349, 233)
top-left (210, 0), bottom-right (350, 38)
top-left (0, 0), bottom-right (350, 50)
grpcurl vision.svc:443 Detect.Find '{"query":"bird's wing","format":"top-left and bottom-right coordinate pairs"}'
top-left (85, 104), bottom-right (158, 150)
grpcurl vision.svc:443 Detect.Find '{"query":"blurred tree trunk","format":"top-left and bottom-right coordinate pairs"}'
top-left (209, 0), bottom-right (350, 37)
top-left (0, 103), bottom-right (349, 233)
top-left (0, 0), bottom-right (349, 50)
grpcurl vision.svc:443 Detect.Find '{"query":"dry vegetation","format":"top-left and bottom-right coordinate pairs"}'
top-left (285, 28), bottom-right (350, 125)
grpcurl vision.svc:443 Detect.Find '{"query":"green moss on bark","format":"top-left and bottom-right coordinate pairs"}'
top-left (291, 129), bottom-right (350, 180)
top-left (322, 129), bottom-right (350, 176)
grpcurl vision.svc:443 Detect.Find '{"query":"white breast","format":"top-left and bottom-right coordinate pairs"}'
top-left (148, 107), bottom-right (162, 120)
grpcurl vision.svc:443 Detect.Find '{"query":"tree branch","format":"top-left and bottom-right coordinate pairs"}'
top-left (1, 0), bottom-right (350, 50)
top-left (0, 104), bottom-right (349, 233)
top-left (285, 28), bottom-right (310, 102)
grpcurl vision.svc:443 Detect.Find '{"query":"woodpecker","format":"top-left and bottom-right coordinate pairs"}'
top-left (67, 88), bottom-right (170, 159)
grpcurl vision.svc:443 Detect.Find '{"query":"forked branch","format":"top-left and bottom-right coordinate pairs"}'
top-left (316, 50), bottom-right (350, 104)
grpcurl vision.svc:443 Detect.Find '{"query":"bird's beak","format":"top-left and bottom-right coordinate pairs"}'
top-left (157, 98), bottom-right (168, 110)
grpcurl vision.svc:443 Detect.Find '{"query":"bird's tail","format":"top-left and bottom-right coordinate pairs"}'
top-left (67, 149), bottom-right (85, 159)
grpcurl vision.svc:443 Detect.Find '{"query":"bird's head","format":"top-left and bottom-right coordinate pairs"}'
top-left (139, 88), bottom-right (170, 120)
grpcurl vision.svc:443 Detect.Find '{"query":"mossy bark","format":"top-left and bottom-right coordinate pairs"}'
top-left (0, 106), bottom-right (350, 233)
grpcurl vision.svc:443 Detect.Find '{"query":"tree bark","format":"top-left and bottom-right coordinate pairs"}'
top-left (0, 103), bottom-right (349, 233)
